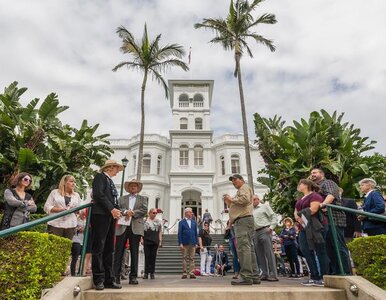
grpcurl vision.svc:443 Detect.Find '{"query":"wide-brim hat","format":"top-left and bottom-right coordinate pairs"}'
top-left (100, 159), bottom-right (124, 172)
top-left (283, 217), bottom-right (294, 225)
top-left (124, 179), bottom-right (143, 193)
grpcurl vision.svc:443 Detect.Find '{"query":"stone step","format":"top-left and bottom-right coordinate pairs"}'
top-left (154, 234), bottom-right (230, 274)
top-left (82, 276), bottom-right (347, 300)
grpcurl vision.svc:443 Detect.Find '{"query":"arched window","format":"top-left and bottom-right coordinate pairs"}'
top-left (195, 118), bottom-right (203, 130)
top-left (179, 93), bottom-right (189, 107)
top-left (220, 155), bottom-right (225, 175)
top-left (180, 117), bottom-right (188, 130)
top-left (179, 145), bottom-right (189, 166)
top-left (194, 145), bottom-right (203, 166)
top-left (231, 154), bottom-right (240, 174)
top-left (193, 93), bottom-right (204, 107)
top-left (157, 155), bottom-right (162, 175)
top-left (142, 154), bottom-right (151, 174)
top-left (133, 155), bottom-right (137, 173)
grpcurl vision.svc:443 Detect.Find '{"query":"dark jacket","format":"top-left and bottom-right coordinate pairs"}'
top-left (341, 198), bottom-right (361, 238)
top-left (91, 172), bottom-right (119, 215)
top-left (279, 227), bottom-right (297, 246)
top-left (178, 218), bottom-right (198, 246)
top-left (362, 190), bottom-right (386, 230)
top-left (298, 207), bottom-right (325, 250)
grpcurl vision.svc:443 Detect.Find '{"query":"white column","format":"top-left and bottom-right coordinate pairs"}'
top-left (168, 196), bottom-right (182, 233)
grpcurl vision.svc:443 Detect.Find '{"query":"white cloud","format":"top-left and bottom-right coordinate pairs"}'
top-left (0, 0), bottom-right (385, 155)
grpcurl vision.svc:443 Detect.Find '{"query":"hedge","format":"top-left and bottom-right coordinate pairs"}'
top-left (0, 231), bottom-right (72, 300)
top-left (348, 235), bottom-right (386, 290)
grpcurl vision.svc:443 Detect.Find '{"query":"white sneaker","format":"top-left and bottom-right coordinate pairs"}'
top-left (202, 273), bottom-right (209, 276)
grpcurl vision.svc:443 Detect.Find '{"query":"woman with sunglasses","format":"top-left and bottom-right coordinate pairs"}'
top-left (44, 174), bottom-right (81, 240)
top-left (142, 208), bottom-right (163, 279)
top-left (1, 172), bottom-right (37, 229)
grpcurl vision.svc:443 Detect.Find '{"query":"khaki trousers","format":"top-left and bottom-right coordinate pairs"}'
top-left (181, 244), bottom-right (196, 275)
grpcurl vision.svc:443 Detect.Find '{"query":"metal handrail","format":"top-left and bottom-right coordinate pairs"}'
top-left (325, 203), bottom-right (386, 276)
top-left (0, 202), bottom-right (92, 276)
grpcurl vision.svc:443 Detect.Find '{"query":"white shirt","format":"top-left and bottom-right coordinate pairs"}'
top-left (185, 218), bottom-right (192, 228)
top-left (44, 189), bottom-right (82, 228)
top-left (128, 194), bottom-right (137, 210)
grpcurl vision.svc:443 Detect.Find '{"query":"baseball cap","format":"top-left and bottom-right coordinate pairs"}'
top-left (229, 174), bottom-right (244, 181)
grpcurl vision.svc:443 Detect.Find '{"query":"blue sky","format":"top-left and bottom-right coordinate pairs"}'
top-left (0, 0), bottom-right (385, 154)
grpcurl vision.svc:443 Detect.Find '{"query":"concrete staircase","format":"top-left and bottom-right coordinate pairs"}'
top-left (156, 234), bottom-right (229, 274)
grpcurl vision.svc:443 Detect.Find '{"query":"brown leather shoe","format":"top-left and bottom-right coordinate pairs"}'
top-left (267, 276), bottom-right (279, 282)
top-left (189, 274), bottom-right (196, 279)
top-left (181, 274), bottom-right (188, 279)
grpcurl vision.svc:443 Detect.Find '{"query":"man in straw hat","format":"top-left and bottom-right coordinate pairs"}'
top-left (91, 159), bottom-right (124, 290)
top-left (113, 179), bottom-right (148, 285)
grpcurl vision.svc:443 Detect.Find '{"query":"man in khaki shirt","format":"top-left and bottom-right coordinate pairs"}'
top-left (224, 174), bottom-right (260, 285)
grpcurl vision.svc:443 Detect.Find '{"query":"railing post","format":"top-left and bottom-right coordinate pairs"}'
top-left (326, 206), bottom-right (344, 275)
top-left (78, 205), bottom-right (92, 276)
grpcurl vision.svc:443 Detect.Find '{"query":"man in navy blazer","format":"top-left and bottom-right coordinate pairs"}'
top-left (359, 178), bottom-right (386, 236)
top-left (178, 207), bottom-right (198, 279)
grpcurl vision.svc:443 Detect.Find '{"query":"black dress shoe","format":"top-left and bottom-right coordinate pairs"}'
top-left (260, 275), bottom-right (268, 281)
top-left (143, 274), bottom-right (148, 279)
top-left (150, 274), bottom-right (155, 279)
top-left (95, 283), bottom-right (104, 290)
top-left (129, 278), bottom-right (139, 285)
top-left (231, 279), bottom-right (253, 285)
top-left (104, 282), bottom-right (122, 289)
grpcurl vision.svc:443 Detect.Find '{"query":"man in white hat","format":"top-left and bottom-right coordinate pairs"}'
top-left (91, 160), bottom-right (124, 290)
top-left (113, 179), bottom-right (148, 285)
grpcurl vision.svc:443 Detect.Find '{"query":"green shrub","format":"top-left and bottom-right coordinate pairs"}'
top-left (348, 235), bottom-right (386, 290)
top-left (0, 231), bottom-right (72, 300)
top-left (27, 214), bottom-right (48, 233)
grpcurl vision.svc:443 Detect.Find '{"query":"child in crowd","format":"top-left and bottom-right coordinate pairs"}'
top-left (279, 217), bottom-right (300, 278)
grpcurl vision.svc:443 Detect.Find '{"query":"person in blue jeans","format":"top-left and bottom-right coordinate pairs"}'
top-left (225, 221), bottom-right (241, 279)
top-left (279, 217), bottom-right (300, 278)
top-left (295, 179), bottom-right (329, 287)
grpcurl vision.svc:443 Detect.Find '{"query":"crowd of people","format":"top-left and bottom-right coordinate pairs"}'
top-left (1, 162), bottom-right (385, 290)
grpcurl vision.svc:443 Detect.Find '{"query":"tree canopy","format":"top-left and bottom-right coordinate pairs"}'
top-left (194, 0), bottom-right (277, 189)
top-left (0, 82), bottom-right (113, 207)
top-left (254, 109), bottom-right (386, 216)
top-left (113, 23), bottom-right (188, 179)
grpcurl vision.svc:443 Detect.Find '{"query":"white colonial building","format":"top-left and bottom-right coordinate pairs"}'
top-left (109, 80), bottom-right (268, 232)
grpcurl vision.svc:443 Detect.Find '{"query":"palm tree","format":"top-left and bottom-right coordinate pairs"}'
top-left (195, 0), bottom-right (277, 191)
top-left (113, 24), bottom-right (189, 180)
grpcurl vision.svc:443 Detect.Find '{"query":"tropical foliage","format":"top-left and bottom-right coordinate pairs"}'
top-left (254, 109), bottom-right (386, 216)
top-left (0, 82), bottom-right (113, 208)
top-left (195, 0), bottom-right (277, 189)
top-left (113, 23), bottom-right (189, 180)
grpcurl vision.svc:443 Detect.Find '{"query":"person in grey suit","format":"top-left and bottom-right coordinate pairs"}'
top-left (113, 179), bottom-right (148, 285)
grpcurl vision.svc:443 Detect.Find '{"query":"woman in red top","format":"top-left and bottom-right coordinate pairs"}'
top-left (294, 179), bottom-right (329, 287)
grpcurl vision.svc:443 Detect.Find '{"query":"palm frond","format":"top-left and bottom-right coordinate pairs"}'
top-left (112, 61), bottom-right (143, 72)
top-left (149, 69), bottom-right (169, 98)
top-left (244, 33), bottom-right (276, 52)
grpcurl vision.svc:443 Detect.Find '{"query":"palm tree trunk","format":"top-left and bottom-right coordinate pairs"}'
top-left (136, 71), bottom-right (148, 180)
top-left (235, 52), bottom-right (254, 193)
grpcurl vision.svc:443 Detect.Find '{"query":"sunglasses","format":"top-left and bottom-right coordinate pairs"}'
top-left (23, 177), bottom-right (32, 183)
